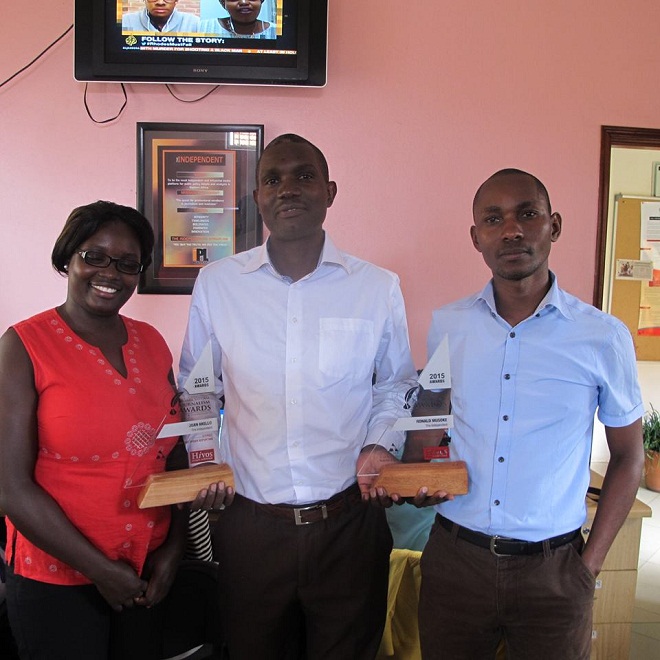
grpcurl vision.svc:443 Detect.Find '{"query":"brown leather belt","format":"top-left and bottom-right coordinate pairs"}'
top-left (437, 514), bottom-right (581, 556)
top-left (256, 483), bottom-right (363, 526)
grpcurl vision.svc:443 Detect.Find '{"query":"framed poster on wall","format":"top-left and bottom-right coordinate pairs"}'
top-left (137, 122), bottom-right (264, 294)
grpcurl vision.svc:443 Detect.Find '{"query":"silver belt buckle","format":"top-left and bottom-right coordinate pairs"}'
top-left (294, 503), bottom-right (328, 525)
top-left (489, 535), bottom-right (513, 557)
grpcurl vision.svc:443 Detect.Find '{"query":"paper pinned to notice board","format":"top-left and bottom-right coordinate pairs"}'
top-left (637, 203), bottom-right (660, 336)
top-left (615, 259), bottom-right (653, 281)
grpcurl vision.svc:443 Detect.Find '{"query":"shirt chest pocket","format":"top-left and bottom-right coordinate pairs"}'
top-left (319, 318), bottom-right (376, 381)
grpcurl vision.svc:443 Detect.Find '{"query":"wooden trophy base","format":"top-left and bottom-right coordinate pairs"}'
top-left (137, 463), bottom-right (234, 509)
top-left (372, 461), bottom-right (468, 497)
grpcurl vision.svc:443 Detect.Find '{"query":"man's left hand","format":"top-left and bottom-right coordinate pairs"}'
top-left (356, 444), bottom-right (401, 507)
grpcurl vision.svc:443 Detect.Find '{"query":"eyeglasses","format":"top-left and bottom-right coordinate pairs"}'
top-left (77, 250), bottom-right (143, 275)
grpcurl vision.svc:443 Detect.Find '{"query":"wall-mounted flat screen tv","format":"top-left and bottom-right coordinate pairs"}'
top-left (74, 0), bottom-right (328, 87)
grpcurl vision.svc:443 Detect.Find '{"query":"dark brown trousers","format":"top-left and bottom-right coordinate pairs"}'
top-left (213, 488), bottom-right (393, 660)
top-left (419, 515), bottom-right (594, 660)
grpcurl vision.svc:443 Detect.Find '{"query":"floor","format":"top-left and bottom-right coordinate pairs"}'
top-left (592, 462), bottom-right (660, 659)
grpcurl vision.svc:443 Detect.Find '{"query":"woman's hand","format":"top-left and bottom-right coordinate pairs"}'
top-left (133, 542), bottom-right (181, 608)
top-left (92, 559), bottom-right (148, 612)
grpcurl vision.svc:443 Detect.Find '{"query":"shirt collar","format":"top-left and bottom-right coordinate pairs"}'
top-left (476, 272), bottom-right (574, 321)
top-left (241, 233), bottom-right (350, 276)
top-left (318, 234), bottom-right (350, 272)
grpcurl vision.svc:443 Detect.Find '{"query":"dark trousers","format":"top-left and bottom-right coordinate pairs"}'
top-left (213, 488), bottom-right (393, 660)
top-left (6, 560), bottom-right (219, 660)
top-left (419, 516), bottom-right (595, 660)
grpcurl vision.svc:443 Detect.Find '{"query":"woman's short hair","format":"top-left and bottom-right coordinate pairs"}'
top-left (51, 201), bottom-right (154, 275)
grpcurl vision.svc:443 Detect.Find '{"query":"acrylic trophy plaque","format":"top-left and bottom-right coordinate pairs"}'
top-left (363, 335), bottom-right (468, 497)
top-left (137, 340), bottom-right (234, 508)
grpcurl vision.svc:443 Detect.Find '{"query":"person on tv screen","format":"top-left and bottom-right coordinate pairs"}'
top-left (200, 0), bottom-right (276, 38)
top-left (123, 0), bottom-right (200, 33)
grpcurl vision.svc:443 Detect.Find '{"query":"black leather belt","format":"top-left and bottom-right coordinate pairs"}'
top-left (437, 514), bottom-right (581, 556)
top-left (256, 483), bottom-right (363, 526)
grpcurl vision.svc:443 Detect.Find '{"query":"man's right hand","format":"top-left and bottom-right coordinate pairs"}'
top-left (190, 481), bottom-right (235, 512)
top-left (409, 487), bottom-right (454, 508)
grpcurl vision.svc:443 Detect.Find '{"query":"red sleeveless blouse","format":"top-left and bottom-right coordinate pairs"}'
top-left (6, 309), bottom-right (181, 585)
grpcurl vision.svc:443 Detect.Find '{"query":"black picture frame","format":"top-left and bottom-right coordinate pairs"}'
top-left (137, 122), bottom-right (264, 294)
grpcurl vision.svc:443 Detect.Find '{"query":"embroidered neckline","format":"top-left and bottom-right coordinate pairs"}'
top-left (49, 310), bottom-right (142, 394)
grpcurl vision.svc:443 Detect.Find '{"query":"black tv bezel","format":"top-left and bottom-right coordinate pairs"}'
top-left (74, 0), bottom-right (328, 87)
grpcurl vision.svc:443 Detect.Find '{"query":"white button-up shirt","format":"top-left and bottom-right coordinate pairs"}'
top-left (180, 235), bottom-right (418, 504)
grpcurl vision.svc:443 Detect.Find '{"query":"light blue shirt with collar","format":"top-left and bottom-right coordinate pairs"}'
top-left (429, 273), bottom-right (643, 541)
top-left (180, 234), bottom-right (418, 505)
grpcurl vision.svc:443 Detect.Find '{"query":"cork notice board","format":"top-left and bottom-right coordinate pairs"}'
top-left (609, 196), bottom-right (660, 361)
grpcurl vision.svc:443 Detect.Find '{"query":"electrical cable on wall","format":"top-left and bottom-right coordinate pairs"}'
top-left (165, 84), bottom-right (221, 103)
top-left (1, 23), bottom-right (128, 123)
top-left (2, 24), bottom-right (222, 122)
top-left (83, 83), bottom-right (128, 124)
top-left (0, 25), bottom-right (73, 89)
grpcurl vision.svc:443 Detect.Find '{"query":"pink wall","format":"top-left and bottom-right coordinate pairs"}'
top-left (3, 1), bottom-right (660, 368)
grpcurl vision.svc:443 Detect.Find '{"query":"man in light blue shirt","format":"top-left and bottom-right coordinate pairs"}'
top-left (415, 169), bottom-right (644, 659)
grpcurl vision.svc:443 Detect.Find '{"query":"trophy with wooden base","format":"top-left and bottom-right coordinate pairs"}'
top-left (137, 463), bottom-right (234, 508)
top-left (360, 335), bottom-right (468, 497)
top-left (137, 340), bottom-right (234, 509)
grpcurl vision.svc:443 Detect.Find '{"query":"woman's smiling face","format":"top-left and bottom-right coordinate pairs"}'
top-left (66, 220), bottom-right (142, 319)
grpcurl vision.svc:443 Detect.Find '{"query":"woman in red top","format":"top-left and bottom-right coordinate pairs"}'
top-left (0, 201), bottom-right (186, 659)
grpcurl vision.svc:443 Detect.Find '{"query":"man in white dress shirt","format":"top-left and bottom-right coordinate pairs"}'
top-left (180, 133), bottom-right (418, 659)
